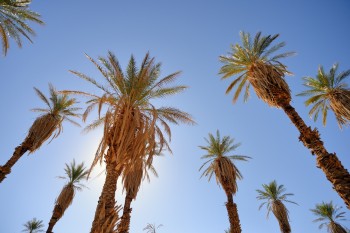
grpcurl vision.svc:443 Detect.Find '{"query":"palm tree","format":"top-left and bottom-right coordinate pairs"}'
top-left (46, 160), bottom-right (88, 233)
top-left (199, 130), bottom-right (250, 233)
top-left (311, 201), bottom-right (349, 233)
top-left (298, 63), bottom-right (350, 128)
top-left (22, 218), bottom-right (44, 233)
top-left (143, 223), bottom-right (163, 233)
top-left (64, 52), bottom-right (194, 232)
top-left (256, 180), bottom-right (297, 233)
top-left (117, 156), bottom-right (159, 233)
top-left (0, 84), bottom-right (80, 183)
top-left (219, 31), bottom-right (350, 209)
top-left (0, 0), bottom-right (44, 55)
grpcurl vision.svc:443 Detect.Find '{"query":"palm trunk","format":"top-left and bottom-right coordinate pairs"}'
top-left (90, 161), bottom-right (121, 233)
top-left (225, 194), bottom-right (241, 233)
top-left (0, 144), bottom-right (29, 183)
top-left (281, 103), bottom-right (350, 209)
top-left (46, 204), bottom-right (63, 233)
top-left (117, 191), bottom-right (133, 233)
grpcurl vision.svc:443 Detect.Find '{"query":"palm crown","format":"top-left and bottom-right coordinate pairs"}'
top-left (0, 0), bottom-right (43, 55)
top-left (27, 84), bottom-right (80, 152)
top-left (311, 201), bottom-right (348, 233)
top-left (298, 63), bottom-right (350, 128)
top-left (66, 52), bottom-right (194, 173)
top-left (219, 31), bottom-right (294, 107)
top-left (256, 180), bottom-right (297, 217)
top-left (199, 130), bottom-right (250, 194)
top-left (22, 218), bottom-right (44, 233)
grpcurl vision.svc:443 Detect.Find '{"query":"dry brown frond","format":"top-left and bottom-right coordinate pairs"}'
top-left (248, 61), bottom-right (291, 108)
top-left (122, 161), bottom-right (143, 200)
top-left (93, 202), bottom-right (121, 233)
top-left (329, 89), bottom-right (350, 128)
top-left (272, 200), bottom-right (291, 233)
top-left (55, 184), bottom-right (75, 216)
top-left (25, 114), bottom-right (61, 153)
top-left (215, 157), bottom-right (238, 195)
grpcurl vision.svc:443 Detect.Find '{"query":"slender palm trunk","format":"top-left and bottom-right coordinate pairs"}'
top-left (330, 221), bottom-right (347, 233)
top-left (90, 161), bottom-right (121, 233)
top-left (46, 204), bottom-right (63, 233)
top-left (225, 194), bottom-right (241, 233)
top-left (0, 144), bottom-right (29, 183)
top-left (117, 191), bottom-right (134, 233)
top-left (280, 102), bottom-right (350, 209)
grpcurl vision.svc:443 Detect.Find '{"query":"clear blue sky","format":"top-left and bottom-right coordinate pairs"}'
top-left (1, 0), bottom-right (350, 232)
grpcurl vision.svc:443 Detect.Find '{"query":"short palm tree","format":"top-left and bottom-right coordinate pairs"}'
top-left (46, 160), bottom-right (88, 233)
top-left (143, 223), bottom-right (163, 233)
top-left (256, 180), bottom-right (297, 233)
top-left (0, 84), bottom-right (80, 183)
top-left (219, 31), bottom-right (350, 209)
top-left (311, 201), bottom-right (349, 233)
top-left (0, 0), bottom-right (44, 55)
top-left (64, 52), bottom-right (194, 232)
top-left (117, 155), bottom-right (159, 233)
top-left (199, 130), bottom-right (250, 233)
top-left (298, 63), bottom-right (350, 128)
top-left (22, 218), bottom-right (44, 233)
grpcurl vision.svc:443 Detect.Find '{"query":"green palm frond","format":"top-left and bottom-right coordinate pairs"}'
top-left (0, 0), bottom-right (44, 55)
top-left (22, 218), bottom-right (44, 232)
top-left (199, 130), bottom-right (250, 194)
top-left (311, 201), bottom-right (348, 233)
top-left (219, 31), bottom-right (294, 106)
top-left (256, 180), bottom-right (297, 218)
top-left (298, 63), bottom-right (350, 128)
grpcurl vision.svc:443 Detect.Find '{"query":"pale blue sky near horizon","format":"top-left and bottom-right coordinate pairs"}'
top-left (0, 1), bottom-right (350, 233)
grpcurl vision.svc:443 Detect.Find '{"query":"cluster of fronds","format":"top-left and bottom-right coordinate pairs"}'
top-left (0, 0), bottom-right (43, 55)
top-left (92, 202), bottom-right (121, 233)
top-left (219, 31), bottom-right (294, 107)
top-left (298, 63), bottom-right (350, 128)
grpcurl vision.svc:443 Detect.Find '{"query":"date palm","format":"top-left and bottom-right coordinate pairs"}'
top-left (199, 130), bottom-right (250, 233)
top-left (46, 160), bottom-right (88, 233)
top-left (64, 52), bottom-right (194, 232)
top-left (219, 31), bottom-right (350, 209)
top-left (22, 218), bottom-right (44, 233)
top-left (311, 201), bottom-right (349, 233)
top-left (298, 63), bottom-right (350, 128)
top-left (256, 180), bottom-right (297, 233)
top-left (143, 223), bottom-right (163, 233)
top-left (117, 157), bottom-right (159, 233)
top-left (0, 84), bottom-right (80, 183)
top-left (0, 0), bottom-right (44, 55)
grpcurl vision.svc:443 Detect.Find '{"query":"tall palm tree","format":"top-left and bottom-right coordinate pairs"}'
top-left (0, 0), bottom-right (44, 55)
top-left (311, 201), bottom-right (349, 233)
top-left (46, 160), bottom-right (88, 233)
top-left (298, 63), bottom-right (350, 128)
top-left (219, 31), bottom-right (350, 209)
top-left (256, 180), bottom-right (297, 233)
top-left (117, 157), bottom-right (159, 233)
top-left (22, 218), bottom-right (44, 233)
top-left (143, 223), bottom-right (163, 233)
top-left (0, 84), bottom-right (80, 183)
top-left (64, 52), bottom-right (194, 232)
top-left (199, 130), bottom-right (250, 233)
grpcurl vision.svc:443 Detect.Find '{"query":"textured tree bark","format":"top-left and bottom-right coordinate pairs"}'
top-left (226, 194), bottom-right (241, 233)
top-left (281, 103), bottom-right (350, 209)
top-left (117, 191), bottom-right (133, 233)
top-left (90, 161), bottom-right (121, 233)
top-left (46, 204), bottom-right (63, 233)
top-left (0, 144), bottom-right (29, 183)
top-left (272, 201), bottom-right (291, 233)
